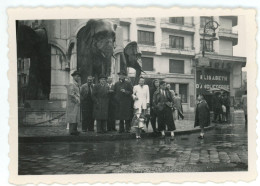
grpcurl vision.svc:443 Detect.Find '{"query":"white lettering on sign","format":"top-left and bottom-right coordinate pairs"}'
top-left (196, 84), bottom-right (230, 90)
top-left (200, 75), bottom-right (228, 81)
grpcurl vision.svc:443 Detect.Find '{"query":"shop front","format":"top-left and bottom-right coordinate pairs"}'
top-left (196, 68), bottom-right (230, 111)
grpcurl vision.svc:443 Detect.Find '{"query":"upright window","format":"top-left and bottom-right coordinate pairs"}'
top-left (169, 59), bottom-right (184, 74)
top-left (179, 84), bottom-right (188, 103)
top-left (141, 57), bottom-right (153, 71)
top-left (138, 30), bottom-right (155, 45)
top-left (200, 39), bottom-right (214, 52)
top-left (200, 17), bottom-right (213, 28)
top-left (169, 36), bottom-right (184, 49)
top-left (169, 17), bottom-right (184, 25)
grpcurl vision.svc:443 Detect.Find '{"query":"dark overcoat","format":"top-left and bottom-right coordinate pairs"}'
top-left (80, 83), bottom-right (94, 114)
top-left (113, 80), bottom-right (133, 120)
top-left (153, 89), bottom-right (173, 112)
top-left (194, 100), bottom-right (210, 128)
top-left (92, 83), bottom-right (110, 120)
top-left (66, 80), bottom-right (81, 123)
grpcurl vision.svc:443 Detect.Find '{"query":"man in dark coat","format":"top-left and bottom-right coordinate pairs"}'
top-left (113, 72), bottom-right (133, 133)
top-left (153, 80), bottom-right (176, 140)
top-left (80, 76), bottom-right (95, 132)
top-left (146, 79), bottom-right (160, 133)
top-left (107, 76), bottom-right (116, 131)
top-left (92, 74), bottom-right (110, 133)
top-left (194, 94), bottom-right (210, 139)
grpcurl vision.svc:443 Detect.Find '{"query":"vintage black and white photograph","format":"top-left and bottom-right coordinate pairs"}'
top-left (9, 7), bottom-right (256, 183)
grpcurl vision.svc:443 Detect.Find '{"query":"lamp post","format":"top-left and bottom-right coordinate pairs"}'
top-left (202, 20), bottom-right (220, 57)
top-left (197, 20), bottom-right (219, 101)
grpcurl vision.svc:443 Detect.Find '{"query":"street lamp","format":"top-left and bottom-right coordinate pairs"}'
top-left (196, 20), bottom-right (220, 104)
top-left (202, 20), bottom-right (220, 57)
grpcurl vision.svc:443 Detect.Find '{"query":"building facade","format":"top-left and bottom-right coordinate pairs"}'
top-left (17, 16), bottom-right (246, 125)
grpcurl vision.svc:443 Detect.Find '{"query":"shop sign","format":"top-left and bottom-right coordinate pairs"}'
top-left (196, 68), bottom-right (230, 94)
top-left (197, 57), bottom-right (210, 67)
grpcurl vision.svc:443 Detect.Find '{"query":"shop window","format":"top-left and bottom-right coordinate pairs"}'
top-left (169, 36), bottom-right (184, 49)
top-left (141, 57), bottom-right (153, 71)
top-left (179, 84), bottom-right (188, 103)
top-left (169, 17), bottom-right (184, 25)
top-left (138, 30), bottom-right (155, 46)
top-left (200, 39), bottom-right (214, 52)
top-left (169, 59), bottom-right (184, 74)
top-left (200, 16), bottom-right (213, 28)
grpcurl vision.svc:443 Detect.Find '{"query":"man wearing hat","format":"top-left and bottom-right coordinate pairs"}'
top-left (113, 72), bottom-right (133, 133)
top-left (66, 70), bottom-right (81, 135)
top-left (80, 76), bottom-right (95, 132)
top-left (92, 74), bottom-right (110, 133)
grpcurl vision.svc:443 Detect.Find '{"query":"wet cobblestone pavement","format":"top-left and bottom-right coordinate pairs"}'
top-left (19, 119), bottom-right (248, 175)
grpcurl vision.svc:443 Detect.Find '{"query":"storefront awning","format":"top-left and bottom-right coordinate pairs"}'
top-left (195, 53), bottom-right (246, 67)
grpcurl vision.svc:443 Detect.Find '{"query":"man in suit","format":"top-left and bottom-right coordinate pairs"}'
top-left (132, 76), bottom-right (150, 138)
top-left (153, 81), bottom-right (176, 140)
top-left (80, 76), bottom-right (95, 132)
top-left (107, 76), bottom-right (117, 131)
top-left (113, 72), bottom-right (133, 133)
top-left (173, 93), bottom-right (184, 120)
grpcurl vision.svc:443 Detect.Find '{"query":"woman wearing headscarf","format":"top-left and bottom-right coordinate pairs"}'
top-left (194, 93), bottom-right (210, 139)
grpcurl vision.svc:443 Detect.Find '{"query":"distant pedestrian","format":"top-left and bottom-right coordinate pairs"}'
top-left (146, 79), bottom-right (160, 133)
top-left (222, 92), bottom-right (231, 123)
top-left (80, 76), bottom-right (95, 132)
top-left (212, 92), bottom-right (222, 123)
top-left (66, 71), bottom-right (81, 135)
top-left (92, 74), bottom-right (110, 133)
top-left (194, 93), bottom-right (210, 139)
top-left (153, 80), bottom-right (176, 140)
top-left (132, 76), bottom-right (150, 139)
top-left (221, 104), bottom-right (227, 122)
top-left (114, 72), bottom-right (133, 133)
top-left (241, 90), bottom-right (247, 125)
top-left (107, 76), bottom-right (117, 131)
top-left (173, 93), bottom-right (184, 120)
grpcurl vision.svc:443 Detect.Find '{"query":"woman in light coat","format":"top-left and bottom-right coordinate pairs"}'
top-left (66, 71), bottom-right (81, 135)
top-left (132, 76), bottom-right (150, 139)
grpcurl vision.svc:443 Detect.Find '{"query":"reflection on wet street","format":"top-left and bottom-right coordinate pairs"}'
top-left (19, 122), bottom-right (248, 174)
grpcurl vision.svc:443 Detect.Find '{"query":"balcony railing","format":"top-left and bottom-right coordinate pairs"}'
top-left (161, 43), bottom-right (194, 51)
top-left (218, 28), bottom-right (238, 34)
top-left (138, 41), bottom-right (155, 46)
top-left (161, 20), bottom-right (194, 27)
top-left (137, 17), bottom-right (155, 21)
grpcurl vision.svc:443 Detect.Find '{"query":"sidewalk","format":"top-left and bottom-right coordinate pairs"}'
top-left (19, 110), bottom-right (246, 143)
top-left (19, 119), bottom-right (213, 143)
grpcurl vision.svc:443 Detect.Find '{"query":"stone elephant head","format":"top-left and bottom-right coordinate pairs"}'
top-left (77, 19), bottom-right (117, 84)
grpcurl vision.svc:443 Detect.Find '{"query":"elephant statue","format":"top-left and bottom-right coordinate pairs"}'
top-left (121, 41), bottom-right (144, 85)
top-left (77, 19), bottom-right (117, 84)
top-left (77, 19), bottom-right (145, 85)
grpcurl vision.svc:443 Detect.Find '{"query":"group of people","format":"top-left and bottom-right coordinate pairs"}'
top-left (65, 70), bottom-right (186, 140)
top-left (212, 92), bottom-right (231, 124)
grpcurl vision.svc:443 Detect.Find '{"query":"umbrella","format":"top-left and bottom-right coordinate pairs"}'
top-left (219, 87), bottom-right (230, 92)
top-left (207, 87), bottom-right (221, 93)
